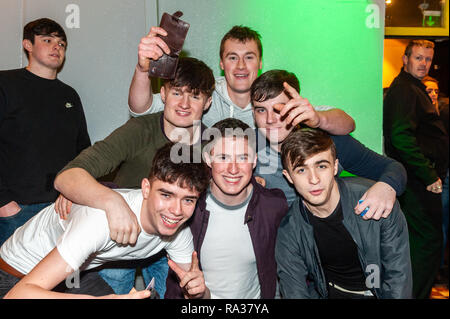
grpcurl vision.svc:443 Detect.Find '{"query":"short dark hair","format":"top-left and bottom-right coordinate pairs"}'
top-left (281, 128), bottom-right (336, 170)
top-left (251, 69), bottom-right (300, 103)
top-left (23, 18), bottom-right (67, 44)
top-left (204, 118), bottom-right (256, 154)
top-left (23, 18), bottom-right (67, 59)
top-left (212, 117), bottom-right (250, 134)
top-left (422, 75), bottom-right (439, 85)
top-left (149, 142), bottom-right (210, 194)
top-left (404, 39), bottom-right (434, 57)
top-left (162, 57), bottom-right (215, 98)
top-left (219, 25), bottom-right (263, 59)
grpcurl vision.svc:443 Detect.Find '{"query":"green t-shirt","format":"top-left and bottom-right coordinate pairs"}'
top-left (61, 112), bottom-right (169, 188)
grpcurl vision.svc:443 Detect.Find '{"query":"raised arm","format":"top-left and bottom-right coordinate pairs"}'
top-left (274, 82), bottom-right (355, 135)
top-left (128, 26), bottom-right (170, 114)
top-left (315, 108), bottom-right (355, 135)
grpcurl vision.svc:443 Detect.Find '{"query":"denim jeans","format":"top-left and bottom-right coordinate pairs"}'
top-left (98, 251), bottom-right (169, 297)
top-left (0, 202), bottom-right (52, 246)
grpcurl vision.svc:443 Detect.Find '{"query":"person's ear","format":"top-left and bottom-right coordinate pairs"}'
top-left (160, 85), bottom-right (166, 103)
top-left (203, 96), bottom-right (212, 111)
top-left (220, 59), bottom-right (224, 71)
top-left (141, 178), bottom-right (151, 199)
top-left (334, 159), bottom-right (339, 177)
top-left (203, 152), bottom-right (212, 168)
top-left (22, 39), bottom-right (33, 54)
top-left (402, 55), bottom-right (408, 68)
top-left (252, 153), bottom-right (258, 169)
top-left (282, 169), bottom-right (294, 185)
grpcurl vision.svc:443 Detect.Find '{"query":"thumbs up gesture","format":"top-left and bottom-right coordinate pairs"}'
top-left (168, 251), bottom-right (210, 299)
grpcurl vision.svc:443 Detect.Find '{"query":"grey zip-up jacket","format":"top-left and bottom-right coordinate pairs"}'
top-left (275, 177), bottom-right (412, 299)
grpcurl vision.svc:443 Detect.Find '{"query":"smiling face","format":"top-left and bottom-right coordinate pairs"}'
top-left (283, 149), bottom-right (339, 214)
top-left (23, 33), bottom-right (66, 71)
top-left (140, 178), bottom-right (200, 237)
top-left (161, 84), bottom-right (212, 131)
top-left (220, 38), bottom-right (262, 97)
top-left (403, 45), bottom-right (434, 80)
top-left (253, 91), bottom-right (294, 149)
top-left (205, 136), bottom-right (257, 206)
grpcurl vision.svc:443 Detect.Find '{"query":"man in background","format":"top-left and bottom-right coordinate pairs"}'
top-left (383, 39), bottom-right (449, 298)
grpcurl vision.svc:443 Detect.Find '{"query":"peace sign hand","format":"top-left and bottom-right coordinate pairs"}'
top-left (168, 251), bottom-right (209, 299)
top-left (273, 82), bottom-right (321, 129)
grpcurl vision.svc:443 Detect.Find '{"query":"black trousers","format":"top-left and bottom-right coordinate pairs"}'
top-left (399, 178), bottom-right (443, 299)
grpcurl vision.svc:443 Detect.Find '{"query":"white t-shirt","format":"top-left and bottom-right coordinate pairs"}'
top-left (200, 191), bottom-right (261, 299)
top-left (0, 189), bottom-right (193, 274)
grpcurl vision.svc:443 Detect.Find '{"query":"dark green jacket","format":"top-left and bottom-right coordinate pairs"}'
top-left (383, 69), bottom-right (448, 185)
top-left (275, 177), bottom-right (412, 299)
top-left (61, 112), bottom-right (169, 188)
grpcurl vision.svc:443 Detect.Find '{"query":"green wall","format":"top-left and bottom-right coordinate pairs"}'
top-left (208, 0), bottom-right (385, 153)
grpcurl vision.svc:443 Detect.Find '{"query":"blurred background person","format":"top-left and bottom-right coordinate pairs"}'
top-left (422, 75), bottom-right (449, 289)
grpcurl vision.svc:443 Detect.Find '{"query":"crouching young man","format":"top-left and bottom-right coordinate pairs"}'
top-left (275, 128), bottom-right (412, 299)
top-left (165, 118), bottom-right (288, 299)
top-left (0, 143), bottom-right (210, 299)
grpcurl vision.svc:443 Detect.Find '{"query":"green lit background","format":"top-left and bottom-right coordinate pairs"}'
top-left (0, 0), bottom-right (385, 151)
top-left (163, 0), bottom-right (385, 153)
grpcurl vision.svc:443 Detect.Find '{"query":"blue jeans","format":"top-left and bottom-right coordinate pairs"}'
top-left (98, 253), bottom-right (169, 297)
top-left (0, 202), bottom-right (52, 246)
top-left (442, 170), bottom-right (449, 266)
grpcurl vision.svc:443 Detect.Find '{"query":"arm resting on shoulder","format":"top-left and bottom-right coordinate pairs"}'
top-left (54, 168), bottom-right (141, 245)
top-left (332, 134), bottom-right (407, 219)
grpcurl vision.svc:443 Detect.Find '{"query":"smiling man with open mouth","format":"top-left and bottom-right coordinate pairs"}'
top-left (165, 118), bottom-right (289, 299)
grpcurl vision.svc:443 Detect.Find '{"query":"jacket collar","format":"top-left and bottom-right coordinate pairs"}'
top-left (398, 68), bottom-right (427, 91)
top-left (337, 179), bottom-right (364, 248)
top-left (295, 178), bottom-right (364, 247)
